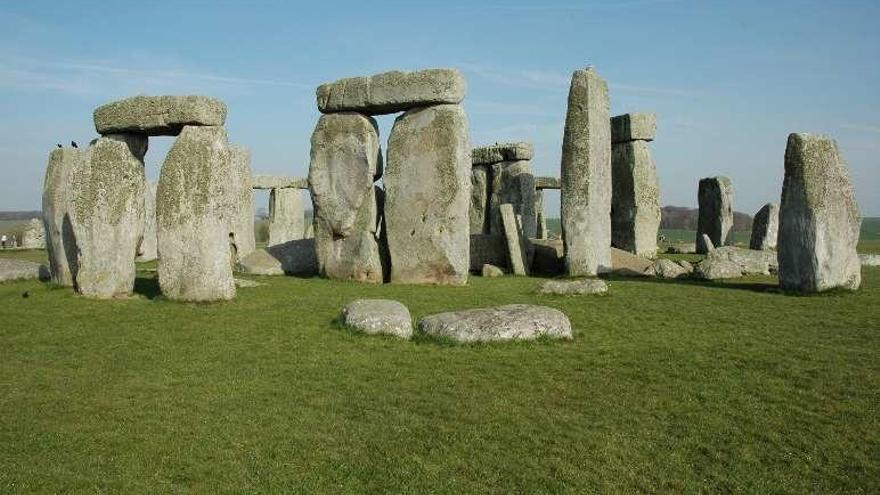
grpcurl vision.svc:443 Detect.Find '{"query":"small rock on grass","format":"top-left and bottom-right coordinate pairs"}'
top-left (537, 278), bottom-right (608, 295)
top-left (342, 299), bottom-right (413, 339)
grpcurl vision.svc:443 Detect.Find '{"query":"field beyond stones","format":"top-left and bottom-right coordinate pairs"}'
top-left (0, 246), bottom-right (877, 493)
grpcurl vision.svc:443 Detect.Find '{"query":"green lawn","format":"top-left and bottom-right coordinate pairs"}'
top-left (1, 249), bottom-right (878, 493)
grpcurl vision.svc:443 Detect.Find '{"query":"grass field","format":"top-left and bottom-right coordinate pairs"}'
top-left (1, 248), bottom-right (878, 493)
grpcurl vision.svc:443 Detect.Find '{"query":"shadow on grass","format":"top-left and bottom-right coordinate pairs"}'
top-left (133, 276), bottom-right (162, 300)
top-left (602, 273), bottom-right (784, 294)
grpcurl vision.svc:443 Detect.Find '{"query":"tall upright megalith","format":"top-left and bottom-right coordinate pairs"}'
top-left (157, 125), bottom-right (236, 301)
top-left (69, 135), bottom-right (147, 298)
top-left (778, 133), bottom-right (860, 292)
top-left (268, 189), bottom-right (304, 247)
top-left (749, 202), bottom-right (779, 251)
top-left (611, 113), bottom-right (660, 258)
top-left (42, 147), bottom-right (80, 286)
top-left (696, 176), bottom-right (733, 254)
top-left (473, 143), bottom-right (537, 240)
top-left (470, 164), bottom-right (490, 235)
top-left (385, 104), bottom-right (470, 284)
top-left (560, 68), bottom-right (612, 276)
top-left (309, 112), bottom-right (384, 283)
top-left (226, 145), bottom-right (256, 260)
top-left (137, 180), bottom-right (158, 261)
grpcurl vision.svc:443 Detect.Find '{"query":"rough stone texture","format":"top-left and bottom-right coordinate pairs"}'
top-left (309, 112), bottom-right (384, 283)
top-left (561, 68), bottom-right (612, 276)
top-left (0, 259), bottom-right (50, 282)
top-left (611, 113), bottom-right (656, 143)
top-left (137, 180), bottom-right (158, 262)
top-left (860, 254), bottom-right (880, 267)
top-left (696, 176), bottom-right (733, 254)
top-left (238, 239), bottom-right (318, 276)
top-left (419, 304), bottom-right (572, 342)
top-left (535, 176), bottom-right (561, 190)
top-left (779, 133), bottom-right (861, 292)
top-left (472, 142), bottom-right (534, 165)
top-left (342, 299), bottom-right (413, 339)
top-left (21, 218), bottom-right (46, 249)
top-left (385, 104), bottom-right (470, 285)
top-left (94, 95), bottom-right (226, 136)
top-left (251, 175), bottom-right (309, 190)
top-left (646, 258), bottom-right (688, 279)
top-left (666, 243), bottom-right (696, 254)
top-left (535, 189), bottom-right (547, 239)
top-left (500, 203), bottom-right (528, 276)
top-left (42, 147), bottom-right (80, 286)
top-left (470, 164), bottom-right (490, 234)
top-left (317, 68), bottom-right (466, 115)
top-left (611, 140), bottom-right (660, 257)
top-left (469, 234), bottom-right (508, 272)
top-left (225, 145), bottom-right (255, 261)
top-left (268, 188), bottom-right (304, 247)
top-left (157, 126), bottom-right (236, 301)
top-left (699, 234), bottom-right (715, 253)
top-left (69, 136), bottom-right (147, 298)
top-left (749, 202), bottom-right (779, 251)
top-left (531, 239), bottom-right (565, 276)
top-left (609, 247), bottom-right (653, 277)
top-left (489, 160), bottom-right (536, 239)
top-left (481, 264), bottom-right (504, 277)
top-left (537, 278), bottom-right (608, 295)
top-left (707, 246), bottom-right (777, 275)
top-left (694, 259), bottom-right (743, 280)
top-left (677, 259), bottom-right (694, 273)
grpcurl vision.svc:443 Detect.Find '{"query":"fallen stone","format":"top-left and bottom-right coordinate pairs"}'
top-left (750, 202), bottom-right (779, 251)
top-left (238, 238), bottom-right (318, 276)
top-left (42, 147), bottom-right (80, 286)
top-left (677, 259), bottom-right (694, 273)
top-left (535, 176), bottom-right (561, 190)
top-left (0, 259), bottom-right (49, 283)
top-left (251, 175), bottom-right (309, 190)
top-left (470, 164), bottom-right (490, 234)
top-left (537, 278), bottom-right (607, 295)
top-left (779, 133), bottom-right (861, 292)
top-left (419, 304), bottom-right (572, 342)
top-left (385, 104), bottom-right (470, 284)
top-left (694, 259), bottom-right (742, 280)
top-left (645, 258), bottom-right (688, 279)
top-left (707, 245), bottom-right (777, 275)
top-left (666, 243), bottom-right (696, 255)
top-left (342, 299), bottom-right (413, 339)
top-left (225, 145), bottom-right (256, 261)
top-left (94, 95), bottom-right (226, 136)
top-left (470, 234), bottom-right (508, 272)
top-left (472, 142), bottom-right (534, 165)
top-left (500, 203), bottom-right (528, 275)
top-left (268, 188), bottom-right (304, 247)
top-left (489, 160), bottom-right (536, 239)
top-left (696, 176), bottom-right (733, 254)
top-left (611, 113), bottom-right (656, 143)
top-left (610, 247), bottom-right (653, 277)
top-left (21, 218), bottom-right (46, 249)
top-left (137, 180), bottom-right (158, 261)
top-left (860, 254), bottom-right (880, 267)
top-left (481, 264), bottom-right (504, 277)
top-left (561, 68), bottom-right (612, 276)
top-left (317, 68), bottom-right (466, 114)
top-left (611, 140), bottom-right (660, 257)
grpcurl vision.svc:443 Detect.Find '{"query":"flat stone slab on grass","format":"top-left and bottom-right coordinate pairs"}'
top-left (645, 258), bottom-right (689, 279)
top-left (342, 299), bottom-right (413, 339)
top-left (419, 304), bottom-right (572, 343)
top-left (0, 259), bottom-right (49, 283)
top-left (537, 279), bottom-right (608, 295)
top-left (706, 246), bottom-right (777, 275)
top-left (472, 142), bottom-right (534, 165)
top-left (94, 95), bottom-right (227, 136)
top-left (316, 68), bottom-right (466, 114)
top-left (694, 259), bottom-right (743, 280)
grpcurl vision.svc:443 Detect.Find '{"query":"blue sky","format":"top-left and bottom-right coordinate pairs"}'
top-left (1, 0), bottom-right (878, 216)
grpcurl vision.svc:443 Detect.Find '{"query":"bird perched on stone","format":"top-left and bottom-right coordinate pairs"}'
top-left (56, 143), bottom-right (62, 148)
top-left (71, 141), bottom-right (78, 148)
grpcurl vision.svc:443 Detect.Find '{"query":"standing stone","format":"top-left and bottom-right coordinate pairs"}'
top-left (778, 133), bottom-right (861, 292)
top-left (42, 148), bottom-right (80, 286)
top-left (470, 164), bottom-right (490, 234)
top-left (489, 161), bottom-right (536, 240)
top-left (749, 202), bottom-right (779, 251)
top-left (560, 68), bottom-right (612, 276)
top-left (316, 68), bottom-right (466, 115)
top-left (157, 125), bottom-right (236, 301)
top-left (137, 180), bottom-right (158, 262)
top-left (385, 104), bottom-right (470, 284)
top-left (611, 140), bottom-right (661, 257)
top-left (69, 135), bottom-right (147, 298)
top-left (308, 112), bottom-right (384, 283)
top-left (696, 176), bottom-right (733, 254)
top-left (21, 218), bottom-right (46, 249)
top-left (500, 203), bottom-right (528, 275)
top-left (268, 189), bottom-right (304, 247)
top-left (225, 145), bottom-right (255, 261)
top-left (535, 189), bottom-right (547, 239)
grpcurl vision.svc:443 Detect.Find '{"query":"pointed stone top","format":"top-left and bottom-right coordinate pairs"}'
top-left (94, 95), bottom-right (227, 136)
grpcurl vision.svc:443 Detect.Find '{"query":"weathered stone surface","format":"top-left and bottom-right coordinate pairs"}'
top-left (157, 126), bottom-right (235, 301)
top-left (469, 234), bottom-right (508, 272)
top-left (21, 218), bottom-right (46, 249)
top-left (419, 304), bottom-right (572, 342)
top-left (611, 140), bottom-right (660, 257)
top-left (696, 176), bottom-right (733, 254)
top-left (699, 234), bottom-right (715, 253)
top-left (42, 147), bottom-right (80, 286)
top-left (609, 247), bottom-right (653, 277)
top-left (224, 146), bottom-right (256, 261)
top-left (561, 68), bottom-right (612, 276)
top-left (750, 203), bottom-right (779, 251)
top-left (309, 112), bottom-right (384, 283)
top-left (645, 258), bottom-right (688, 279)
top-left (707, 246), bottom-right (777, 275)
top-left (677, 259), bottom-right (694, 273)
top-left (537, 278), bottom-right (607, 295)
top-left (385, 104), bottom-right (470, 285)
top-left (779, 133), bottom-right (861, 292)
top-left (342, 299), bottom-right (413, 339)
top-left (535, 189), bottom-right (547, 239)
top-left (531, 239), bottom-right (565, 275)
top-left (268, 188), bottom-right (304, 247)
top-left (535, 176), bottom-right (561, 190)
top-left (251, 175), bottom-right (309, 190)
top-left (238, 238), bottom-right (318, 276)
top-left (137, 180), bottom-right (158, 261)
top-left (472, 142), bottom-right (534, 165)
top-left (481, 264), bottom-right (504, 277)
top-left (666, 243), bottom-right (696, 255)
top-left (0, 259), bottom-right (49, 282)
top-left (611, 113), bottom-right (656, 143)
top-left (94, 95), bottom-right (226, 136)
top-left (69, 136), bottom-right (147, 298)
top-left (489, 161), bottom-right (536, 239)
top-left (500, 203), bottom-right (528, 276)
top-left (694, 259), bottom-right (742, 280)
top-left (317, 68), bottom-right (466, 114)
top-left (860, 254), bottom-right (879, 267)
top-left (470, 164), bottom-right (490, 235)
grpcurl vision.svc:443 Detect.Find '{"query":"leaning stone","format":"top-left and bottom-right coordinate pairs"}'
top-left (708, 245), bottom-right (777, 275)
top-left (694, 259), bottom-right (742, 280)
top-left (779, 133), bottom-right (861, 292)
top-left (561, 68), bottom-right (612, 276)
top-left (137, 180), bottom-right (158, 261)
top-left (470, 164), bottom-right (490, 235)
top-left (489, 161), bottom-right (536, 239)
top-left (696, 176), bottom-right (733, 254)
top-left (42, 147), bottom-right (80, 286)
top-left (21, 218), bottom-right (46, 249)
top-left (611, 140), bottom-right (660, 257)
top-left (225, 145), bottom-right (256, 261)
top-left (238, 239), bottom-right (318, 276)
top-left (0, 259), bottom-right (50, 283)
top-left (157, 126), bottom-right (235, 301)
top-left (268, 188), bottom-right (304, 247)
top-left (481, 264), bottom-right (504, 277)
top-left (750, 203), bottom-right (779, 251)
top-left (342, 299), bottom-right (413, 339)
top-left (385, 104), bottom-right (470, 284)
top-left (535, 176), bottom-right (561, 190)
top-left (611, 113), bottom-right (656, 143)
top-left (419, 304), bottom-right (572, 342)
top-left (470, 234), bottom-right (508, 272)
top-left (537, 279), bottom-right (607, 295)
top-left (471, 142), bottom-right (534, 165)
top-left (94, 95), bottom-right (226, 136)
top-left (69, 136), bottom-right (147, 298)
top-left (645, 258), bottom-right (688, 279)
top-left (251, 175), bottom-right (309, 190)
top-left (317, 68), bottom-right (466, 114)
top-left (698, 233), bottom-right (716, 254)
top-left (859, 254), bottom-right (879, 267)
top-left (500, 204), bottom-right (528, 276)
top-left (309, 112), bottom-right (384, 283)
